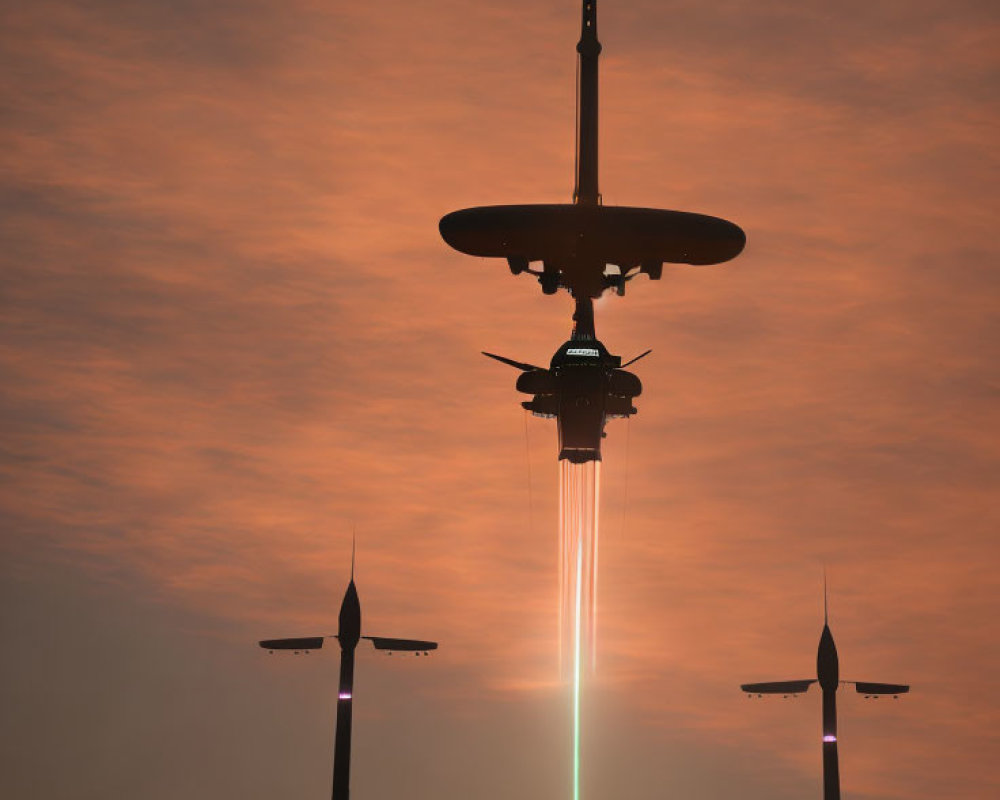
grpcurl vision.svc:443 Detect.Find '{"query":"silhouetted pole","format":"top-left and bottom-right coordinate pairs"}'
top-left (259, 558), bottom-right (438, 800)
top-left (821, 688), bottom-right (840, 800)
top-left (817, 621), bottom-right (841, 800)
top-left (332, 646), bottom-right (355, 800)
top-left (740, 587), bottom-right (909, 800)
top-left (574, 0), bottom-right (601, 206)
top-left (332, 579), bottom-right (361, 800)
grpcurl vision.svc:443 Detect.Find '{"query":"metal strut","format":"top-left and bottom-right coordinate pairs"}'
top-left (573, 0), bottom-right (601, 206)
top-left (571, 296), bottom-right (596, 341)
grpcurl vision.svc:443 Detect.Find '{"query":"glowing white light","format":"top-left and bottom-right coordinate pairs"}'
top-left (823, 735), bottom-right (837, 742)
top-left (338, 692), bottom-right (352, 700)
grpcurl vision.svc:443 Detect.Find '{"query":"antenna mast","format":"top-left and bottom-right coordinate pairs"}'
top-left (823, 567), bottom-right (829, 624)
top-left (574, 0), bottom-right (601, 205)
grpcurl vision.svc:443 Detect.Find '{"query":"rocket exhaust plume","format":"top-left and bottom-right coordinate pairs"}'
top-left (559, 460), bottom-right (601, 800)
top-left (559, 461), bottom-right (601, 677)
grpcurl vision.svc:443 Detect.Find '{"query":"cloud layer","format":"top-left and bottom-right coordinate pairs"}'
top-left (2, 1), bottom-right (998, 798)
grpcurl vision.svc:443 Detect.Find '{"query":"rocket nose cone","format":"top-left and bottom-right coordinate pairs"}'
top-left (339, 580), bottom-right (362, 644)
top-left (817, 624), bottom-right (839, 687)
top-left (340, 580), bottom-right (359, 610)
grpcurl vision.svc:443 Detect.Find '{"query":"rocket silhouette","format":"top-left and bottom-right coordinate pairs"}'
top-left (260, 550), bottom-right (437, 800)
top-left (741, 583), bottom-right (909, 800)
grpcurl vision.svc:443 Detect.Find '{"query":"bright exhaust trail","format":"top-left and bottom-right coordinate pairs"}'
top-left (559, 460), bottom-right (601, 800)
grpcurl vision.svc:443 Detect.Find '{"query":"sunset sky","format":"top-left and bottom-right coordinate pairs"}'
top-left (2, 1), bottom-right (998, 798)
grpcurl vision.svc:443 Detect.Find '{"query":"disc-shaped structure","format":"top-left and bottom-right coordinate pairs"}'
top-left (440, 203), bottom-right (745, 278)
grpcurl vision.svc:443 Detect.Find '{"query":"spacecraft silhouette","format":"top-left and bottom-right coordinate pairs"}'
top-left (441, 0), bottom-right (745, 461)
top-left (740, 586), bottom-right (909, 800)
top-left (259, 556), bottom-right (437, 800)
top-left (484, 298), bottom-right (648, 462)
top-left (439, 0), bottom-right (745, 300)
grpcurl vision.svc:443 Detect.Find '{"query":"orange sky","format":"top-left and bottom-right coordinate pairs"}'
top-left (1, 1), bottom-right (998, 798)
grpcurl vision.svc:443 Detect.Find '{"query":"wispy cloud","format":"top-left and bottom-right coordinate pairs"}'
top-left (1, 1), bottom-right (997, 798)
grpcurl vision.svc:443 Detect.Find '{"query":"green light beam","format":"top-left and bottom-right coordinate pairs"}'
top-left (573, 529), bottom-right (583, 800)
